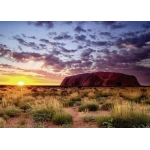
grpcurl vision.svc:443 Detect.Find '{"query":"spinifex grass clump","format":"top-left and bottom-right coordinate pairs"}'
top-left (110, 102), bottom-right (150, 128)
top-left (101, 102), bottom-right (114, 111)
top-left (31, 106), bottom-right (56, 122)
top-left (62, 97), bottom-right (81, 107)
top-left (4, 106), bottom-right (21, 117)
top-left (19, 102), bottom-right (31, 112)
top-left (97, 116), bottom-right (112, 128)
top-left (52, 112), bottom-right (73, 125)
top-left (78, 103), bottom-right (99, 112)
top-left (82, 114), bottom-right (97, 122)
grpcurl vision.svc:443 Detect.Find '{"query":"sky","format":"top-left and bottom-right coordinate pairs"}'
top-left (0, 21), bottom-right (150, 85)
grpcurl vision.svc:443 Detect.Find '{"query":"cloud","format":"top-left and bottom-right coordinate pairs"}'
top-left (89, 34), bottom-right (96, 39)
top-left (14, 36), bottom-right (45, 50)
top-left (0, 64), bottom-right (14, 69)
top-left (40, 38), bottom-right (50, 44)
top-left (0, 44), bottom-right (7, 48)
top-left (63, 21), bottom-right (73, 25)
top-left (12, 52), bottom-right (44, 62)
top-left (100, 32), bottom-right (111, 36)
top-left (74, 26), bottom-right (86, 33)
top-left (116, 32), bottom-right (150, 48)
top-left (87, 29), bottom-right (92, 32)
top-left (142, 22), bottom-right (150, 29)
top-left (18, 46), bottom-right (23, 51)
top-left (0, 47), bottom-right (12, 57)
top-left (59, 46), bottom-right (77, 53)
top-left (81, 48), bottom-right (96, 60)
top-left (28, 21), bottom-right (54, 29)
top-left (91, 40), bottom-right (114, 47)
top-left (53, 32), bottom-right (73, 40)
top-left (101, 21), bottom-right (126, 29)
top-left (48, 32), bottom-right (57, 36)
top-left (21, 34), bottom-right (36, 39)
top-left (75, 34), bottom-right (86, 41)
top-left (0, 34), bottom-right (4, 37)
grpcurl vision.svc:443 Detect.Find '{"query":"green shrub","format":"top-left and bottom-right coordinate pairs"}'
top-left (82, 115), bottom-right (97, 122)
top-left (101, 102), bottom-right (114, 111)
top-left (19, 102), bottom-right (31, 112)
top-left (78, 104), bottom-right (99, 112)
top-left (112, 113), bottom-right (150, 128)
top-left (62, 100), bottom-right (74, 107)
top-left (62, 98), bottom-right (81, 107)
top-left (4, 106), bottom-right (21, 117)
top-left (97, 116), bottom-right (112, 127)
top-left (0, 117), bottom-right (6, 128)
top-left (52, 113), bottom-right (73, 125)
top-left (31, 106), bottom-right (55, 122)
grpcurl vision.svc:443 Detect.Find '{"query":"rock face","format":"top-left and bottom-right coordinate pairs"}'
top-left (60, 72), bottom-right (141, 87)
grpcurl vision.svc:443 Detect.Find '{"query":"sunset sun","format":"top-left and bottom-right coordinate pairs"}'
top-left (18, 81), bottom-right (24, 86)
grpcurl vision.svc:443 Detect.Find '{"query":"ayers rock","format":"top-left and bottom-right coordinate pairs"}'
top-left (60, 72), bottom-right (141, 87)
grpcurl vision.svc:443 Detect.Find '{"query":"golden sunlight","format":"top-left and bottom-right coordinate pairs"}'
top-left (18, 81), bottom-right (24, 86)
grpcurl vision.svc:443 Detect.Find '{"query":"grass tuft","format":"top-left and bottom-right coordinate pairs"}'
top-left (52, 112), bottom-right (73, 125)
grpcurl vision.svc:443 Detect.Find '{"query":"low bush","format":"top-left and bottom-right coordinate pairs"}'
top-left (52, 113), bottom-right (73, 125)
top-left (82, 114), bottom-right (97, 122)
top-left (101, 102), bottom-right (114, 111)
top-left (19, 102), bottom-right (31, 112)
top-left (31, 106), bottom-right (55, 122)
top-left (78, 103), bottom-right (99, 112)
top-left (4, 106), bottom-right (21, 117)
top-left (97, 116), bottom-right (112, 127)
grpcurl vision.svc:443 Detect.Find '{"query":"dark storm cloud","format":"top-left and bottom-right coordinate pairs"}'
top-left (28, 21), bottom-right (54, 29)
top-left (74, 26), bottom-right (86, 33)
top-left (116, 32), bottom-right (150, 48)
top-left (53, 32), bottom-right (73, 40)
top-left (75, 34), bottom-right (86, 41)
top-left (101, 21), bottom-right (126, 30)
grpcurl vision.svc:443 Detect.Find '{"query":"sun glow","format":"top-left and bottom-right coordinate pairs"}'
top-left (18, 81), bottom-right (24, 86)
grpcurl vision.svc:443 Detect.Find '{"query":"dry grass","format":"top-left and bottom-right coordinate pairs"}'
top-left (0, 86), bottom-right (150, 128)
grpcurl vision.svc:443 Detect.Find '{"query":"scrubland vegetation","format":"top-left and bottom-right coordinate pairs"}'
top-left (0, 85), bottom-right (150, 128)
